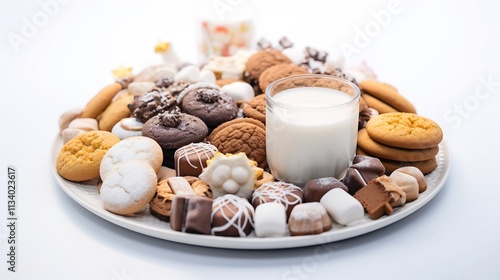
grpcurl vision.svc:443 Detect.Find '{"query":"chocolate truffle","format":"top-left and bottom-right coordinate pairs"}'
top-left (252, 182), bottom-right (303, 218)
top-left (288, 202), bottom-right (332, 236)
top-left (341, 155), bottom-right (385, 195)
top-left (211, 194), bottom-right (254, 237)
top-left (303, 177), bottom-right (348, 203)
top-left (174, 143), bottom-right (218, 177)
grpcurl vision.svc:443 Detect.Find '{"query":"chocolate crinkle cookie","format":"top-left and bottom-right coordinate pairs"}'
top-left (131, 91), bottom-right (178, 123)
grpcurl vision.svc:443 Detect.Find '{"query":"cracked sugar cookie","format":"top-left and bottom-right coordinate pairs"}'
top-left (100, 160), bottom-right (157, 215)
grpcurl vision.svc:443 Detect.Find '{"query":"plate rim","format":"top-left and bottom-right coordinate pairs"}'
top-left (51, 136), bottom-right (450, 250)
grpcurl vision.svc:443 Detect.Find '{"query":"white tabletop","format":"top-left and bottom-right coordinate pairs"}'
top-left (2, 0), bottom-right (499, 279)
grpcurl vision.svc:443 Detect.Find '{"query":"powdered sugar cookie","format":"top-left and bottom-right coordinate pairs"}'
top-left (100, 136), bottom-right (163, 180)
top-left (100, 160), bottom-right (157, 215)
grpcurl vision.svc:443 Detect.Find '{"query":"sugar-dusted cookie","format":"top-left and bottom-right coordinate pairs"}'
top-left (357, 128), bottom-right (439, 162)
top-left (100, 160), bottom-right (157, 215)
top-left (359, 80), bottom-right (416, 113)
top-left (99, 136), bottom-right (163, 180)
top-left (56, 131), bottom-right (120, 182)
top-left (365, 113), bottom-right (443, 149)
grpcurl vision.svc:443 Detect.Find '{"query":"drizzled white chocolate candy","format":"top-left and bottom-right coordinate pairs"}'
top-left (211, 194), bottom-right (254, 237)
top-left (174, 143), bottom-right (217, 177)
top-left (251, 182), bottom-right (303, 217)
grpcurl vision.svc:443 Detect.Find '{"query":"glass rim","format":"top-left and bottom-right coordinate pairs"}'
top-left (265, 74), bottom-right (361, 111)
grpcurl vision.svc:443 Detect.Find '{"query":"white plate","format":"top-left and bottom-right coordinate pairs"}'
top-left (51, 136), bottom-right (450, 250)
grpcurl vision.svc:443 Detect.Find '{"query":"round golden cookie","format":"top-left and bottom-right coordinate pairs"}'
top-left (357, 128), bottom-right (439, 162)
top-left (80, 82), bottom-right (123, 119)
top-left (242, 94), bottom-right (266, 123)
top-left (245, 49), bottom-right (292, 81)
top-left (98, 93), bottom-right (134, 131)
top-left (360, 80), bottom-right (416, 113)
top-left (356, 147), bottom-right (437, 175)
top-left (208, 121), bottom-right (267, 169)
top-left (258, 63), bottom-right (308, 92)
top-left (366, 113), bottom-right (443, 149)
top-left (56, 131), bottom-right (121, 182)
top-left (362, 93), bottom-right (398, 114)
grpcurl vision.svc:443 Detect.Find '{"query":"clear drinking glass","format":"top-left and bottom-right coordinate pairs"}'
top-left (265, 74), bottom-right (360, 186)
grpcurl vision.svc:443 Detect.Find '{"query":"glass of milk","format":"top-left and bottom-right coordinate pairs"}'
top-left (266, 74), bottom-right (360, 186)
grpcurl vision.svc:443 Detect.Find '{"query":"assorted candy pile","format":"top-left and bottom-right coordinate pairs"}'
top-left (56, 37), bottom-right (443, 237)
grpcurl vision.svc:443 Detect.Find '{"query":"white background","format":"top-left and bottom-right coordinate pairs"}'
top-left (1, 0), bottom-right (500, 279)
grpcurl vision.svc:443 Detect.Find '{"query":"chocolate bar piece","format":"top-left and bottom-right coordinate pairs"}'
top-left (341, 155), bottom-right (385, 195)
top-left (170, 195), bottom-right (212, 234)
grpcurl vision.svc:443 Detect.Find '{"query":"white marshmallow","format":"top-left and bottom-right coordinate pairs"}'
top-left (254, 203), bottom-right (287, 237)
top-left (220, 82), bottom-right (255, 102)
top-left (200, 69), bottom-right (217, 84)
top-left (320, 188), bottom-right (364, 226)
top-left (281, 47), bottom-right (305, 65)
top-left (174, 65), bottom-right (201, 83)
